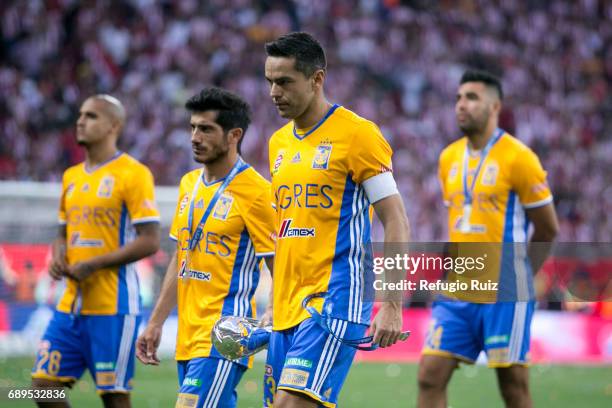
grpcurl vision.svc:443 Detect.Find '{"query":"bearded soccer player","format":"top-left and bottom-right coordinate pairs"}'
top-left (263, 32), bottom-right (410, 408)
top-left (136, 88), bottom-right (275, 408)
top-left (417, 70), bottom-right (559, 408)
top-left (31, 95), bottom-right (161, 408)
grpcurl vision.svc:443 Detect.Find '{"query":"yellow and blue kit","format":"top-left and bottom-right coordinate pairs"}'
top-left (170, 160), bottom-right (275, 408)
top-left (33, 152), bottom-right (159, 391)
top-left (424, 129), bottom-right (553, 366)
top-left (265, 104), bottom-right (398, 407)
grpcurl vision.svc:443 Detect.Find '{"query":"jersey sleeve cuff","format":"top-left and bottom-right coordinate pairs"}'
top-left (168, 234), bottom-right (178, 242)
top-left (362, 172), bottom-right (399, 204)
top-left (255, 251), bottom-right (275, 258)
top-left (522, 196), bottom-right (553, 209)
top-left (132, 216), bottom-right (161, 224)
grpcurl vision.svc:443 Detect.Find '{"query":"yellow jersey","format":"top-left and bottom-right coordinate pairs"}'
top-left (57, 152), bottom-right (160, 315)
top-left (269, 105), bottom-right (393, 330)
top-left (170, 163), bottom-right (275, 363)
top-left (438, 130), bottom-right (553, 301)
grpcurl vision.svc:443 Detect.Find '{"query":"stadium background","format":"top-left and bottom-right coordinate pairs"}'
top-left (0, 0), bottom-right (610, 407)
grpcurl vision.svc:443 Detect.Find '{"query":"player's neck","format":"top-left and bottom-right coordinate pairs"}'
top-left (467, 122), bottom-right (498, 151)
top-left (85, 144), bottom-right (118, 168)
top-left (202, 151), bottom-right (239, 184)
top-left (294, 97), bottom-right (332, 130)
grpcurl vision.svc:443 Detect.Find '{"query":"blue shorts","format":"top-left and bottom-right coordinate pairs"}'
top-left (264, 317), bottom-right (367, 408)
top-left (176, 357), bottom-right (246, 408)
top-left (423, 300), bottom-right (535, 367)
top-left (32, 310), bottom-right (140, 393)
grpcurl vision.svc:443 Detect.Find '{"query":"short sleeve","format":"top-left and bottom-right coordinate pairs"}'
top-left (243, 186), bottom-right (276, 257)
top-left (510, 148), bottom-right (553, 209)
top-left (348, 121), bottom-right (394, 184)
top-left (124, 165), bottom-right (160, 225)
top-left (170, 177), bottom-right (190, 242)
top-left (268, 138), bottom-right (276, 178)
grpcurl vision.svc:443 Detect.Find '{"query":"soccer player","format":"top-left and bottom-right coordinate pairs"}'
top-left (417, 70), bottom-right (559, 408)
top-left (263, 32), bottom-right (410, 408)
top-left (31, 95), bottom-right (161, 408)
top-left (136, 88), bottom-right (276, 408)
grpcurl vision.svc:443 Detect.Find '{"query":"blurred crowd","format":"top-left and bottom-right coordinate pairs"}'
top-left (1, 0), bottom-right (610, 241)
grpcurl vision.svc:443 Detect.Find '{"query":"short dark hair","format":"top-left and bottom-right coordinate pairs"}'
top-left (265, 32), bottom-right (326, 77)
top-left (185, 87), bottom-right (251, 152)
top-left (460, 69), bottom-right (503, 100)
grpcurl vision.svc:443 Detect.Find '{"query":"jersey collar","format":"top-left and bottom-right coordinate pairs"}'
top-left (292, 104), bottom-right (340, 140)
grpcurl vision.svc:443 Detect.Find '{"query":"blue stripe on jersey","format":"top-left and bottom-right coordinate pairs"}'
top-left (524, 214), bottom-right (535, 297)
top-left (503, 192), bottom-right (515, 243)
top-left (499, 192), bottom-right (518, 301)
top-left (349, 187), bottom-right (365, 322)
top-left (327, 175), bottom-right (373, 325)
top-left (237, 242), bottom-right (256, 318)
top-left (361, 207), bottom-right (374, 310)
top-left (214, 228), bottom-right (255, 366)
top-left (117, 204), bottom-right (129, 313)
top-left (247, 261), bottom-right (261, 318)
top-left (115, 204), bottom-right (141, 314)
top-left (221, 229), bottom-right (250, 316)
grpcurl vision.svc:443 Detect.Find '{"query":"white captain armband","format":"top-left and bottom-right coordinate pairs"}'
top-left (362, 172), bottom-right (399, 204)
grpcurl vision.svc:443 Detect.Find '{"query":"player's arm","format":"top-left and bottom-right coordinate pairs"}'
top-left (242, 186), bottom-right (277, 327)
top-left (526, 203), bottom-right (559, 274)
top-left (51, 172), bottom-right (70, 280)
top-left (136, 250), bottom-right (178, 365)
top-left (350, 121), bottom-right (410, 348)
top-left (511, 148), bottom-right (559, 275)
top-left (260, 256), bottom-right (274, 327)
top-left (67, 222), bottom-right (161, 281)
top-left (49, 225), bottom-right (68, 280)
top-left (370, 192), bottom-right (411, 348)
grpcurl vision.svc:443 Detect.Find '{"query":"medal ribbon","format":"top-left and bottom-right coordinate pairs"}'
top-left (462, 128), bottom-right (504, 205)
top-left (186, 157), bottom-right (248, 252)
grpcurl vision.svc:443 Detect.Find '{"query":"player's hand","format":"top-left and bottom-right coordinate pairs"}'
top-left (49, 257), bottom-right (68, 280)
top-left (49, 244), bottom-right (68, 280)
top-left (136, 324), bottom-right (162, 365)
top-left (66, 260), bottom-right (98, 281)
top-left (370, 302), bottom-right (403, 348)
top-left (259, 305), bottom-right (273, 327)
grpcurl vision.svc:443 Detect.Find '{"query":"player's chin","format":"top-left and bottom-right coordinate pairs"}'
top-left (276, 106), bottom-right (293, 118)
top-left (193, 154), bottom-right (207, 164)
top-left (458, 123), bottom-right (476, 134)
top-left (194, 151), bottom-right (219, 164)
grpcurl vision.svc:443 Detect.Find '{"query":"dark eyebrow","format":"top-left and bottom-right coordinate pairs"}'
top-left (190, 122), bottom-right (215, 129)
top-left (266, 76), bottom-right (293, 83)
